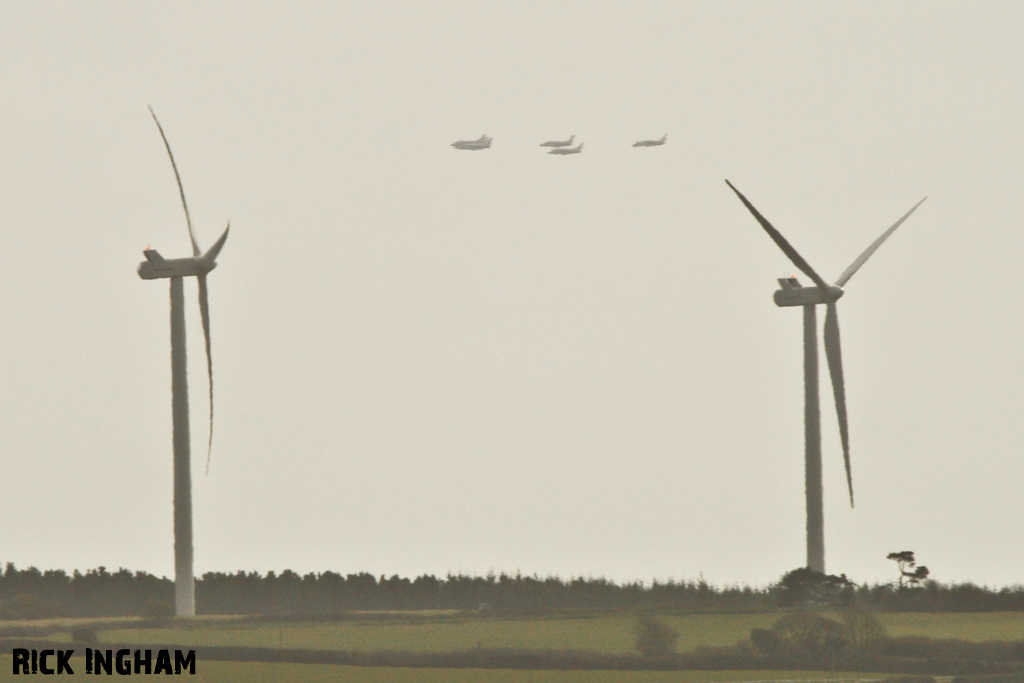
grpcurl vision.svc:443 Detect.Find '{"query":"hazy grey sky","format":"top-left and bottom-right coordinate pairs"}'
top-left (1, 1), bottom-right (1021, 588)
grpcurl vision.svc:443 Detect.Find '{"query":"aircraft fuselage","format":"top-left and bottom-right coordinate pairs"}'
top-left (452, 135), bottom-right (492, 150)
top-left (633, 135), bottom-right (667, 147)
top-left (549, 143), bottom-right (583, 155)
top-left (541, 135), bottom-right (574, 147)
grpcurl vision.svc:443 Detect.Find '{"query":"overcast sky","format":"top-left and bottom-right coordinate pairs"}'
top-left (1, 1), bottom-right (1021, 589)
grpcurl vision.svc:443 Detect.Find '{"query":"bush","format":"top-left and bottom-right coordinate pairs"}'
top-left (750, 627), bottom-right (782, 655)
top-left (841, 609), bottom-right (887, 650)
top-left (767, 613), bottom-right (849, 668)
top-left (773, 613), bottom-right (848, 653)
top-left (634, 617), bottom-right (679, 658)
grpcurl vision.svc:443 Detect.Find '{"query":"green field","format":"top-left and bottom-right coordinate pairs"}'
top-left (0, 656), bottom-right (886, 683)
top-left (877, 612), bottom-right (1024, 641)
top-left (96, 613), bottom-right (775, 653)
top-left (72, 611), bottom-right (1024, 654)
top-left (1, 610), bottom-right (1019, 682)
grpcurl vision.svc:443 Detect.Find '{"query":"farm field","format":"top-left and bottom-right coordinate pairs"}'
top-left (97, 613), bottom-right (774, 653)
top-left (878, 611), bottom-right (1024, 641)
top-left (0, 656), bottom-right (886, 683)
top-left (79, 611), bottom-right (1024, 654)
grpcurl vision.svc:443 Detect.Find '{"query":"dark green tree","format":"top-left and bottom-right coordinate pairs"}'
top-left (771, 613), bottom-right (849, 668)
top-left (840, 610), bottom-right (886, 651)
top-left (634, 616), bottom-right (679, 657)
top-left (776, 567), bottom-right (853, 606)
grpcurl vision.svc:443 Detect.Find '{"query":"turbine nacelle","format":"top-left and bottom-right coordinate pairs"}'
top-left (138, 251), bottom-right (216, 279)
top-left (137, 225), bottom-right (229, 280)
top-left (774, 277), bottom-right (844, 307)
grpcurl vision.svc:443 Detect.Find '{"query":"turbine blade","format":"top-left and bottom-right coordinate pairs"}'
top-left (197, 273), bottom-right (214, 474)
top-left (202, 222), bottom-right (230, 265)
top-left (834, 197), bottom-right (928, 287)
top-left (149, 106), bottom-right (201, 257)
top-left (824, 302), bottom-right (853, 507)
top-left (725, 180), bottom-right (830, 292)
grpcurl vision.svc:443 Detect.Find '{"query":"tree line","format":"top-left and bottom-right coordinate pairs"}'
top-left (1, 563), bottom-right (1022, 619)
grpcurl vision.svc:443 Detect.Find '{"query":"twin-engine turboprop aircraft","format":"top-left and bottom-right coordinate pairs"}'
top-left (540, 135), bottom-right (574, 147)
top-left (633, 134), bottom-right (667, 147)
top-left (451, 134), bottom-right (492, 150)
top-left (548, 142), bottom-right (583, 155)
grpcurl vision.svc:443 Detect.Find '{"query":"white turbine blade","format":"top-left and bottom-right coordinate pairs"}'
top-left (150, 106), bottom-right (201, 257)
top-left (202, 223), bottom-right (230, 265)
top-left (835, 197), bottom-right (927, 287)
top-left (725, 180), bottom-right (830, 292)
top-left (824, 302), bottom-right (853, 507)
top-left (197, 273), bottom-right (214, 475)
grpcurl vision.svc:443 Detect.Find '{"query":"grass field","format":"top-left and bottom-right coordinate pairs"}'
top-left (878, 612), bottom-right (1024, 641)
top-left (0, 656), bottom-right (887, 683)
top-left (74, 611), bottom-right (1024, 654)
top-left (95, 613), bottom-right (776, 653)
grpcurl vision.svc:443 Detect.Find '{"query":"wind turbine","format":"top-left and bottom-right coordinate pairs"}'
top-left (138, 107), bottom-right (229, 616)
top-left (725, 180), bottom-right (925, 574)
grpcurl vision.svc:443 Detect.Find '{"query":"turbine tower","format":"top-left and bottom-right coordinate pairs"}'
top-left (726, 180), bottom-right (925, 574)
top-left (138, 108), bottom-right (229, 616)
